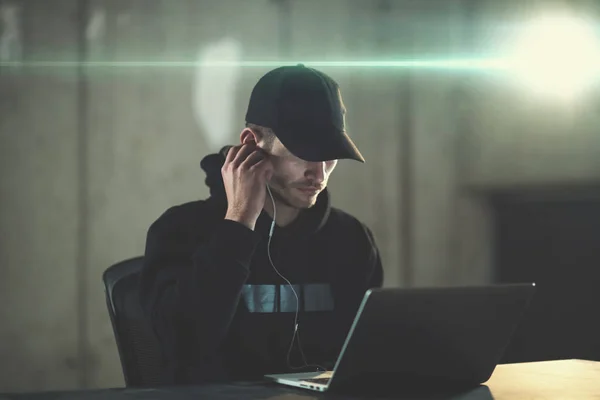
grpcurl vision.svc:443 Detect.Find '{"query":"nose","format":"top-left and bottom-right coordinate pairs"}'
top-left (306, 161), bottom-right (327, 184)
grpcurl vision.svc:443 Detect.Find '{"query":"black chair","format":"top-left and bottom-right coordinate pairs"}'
top-left (103, 257), bottom-right (165, 387)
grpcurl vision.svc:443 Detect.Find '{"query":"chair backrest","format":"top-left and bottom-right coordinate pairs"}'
top-left (103, 257), bottom-right (165, 387)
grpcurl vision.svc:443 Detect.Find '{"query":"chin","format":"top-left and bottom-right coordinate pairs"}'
top-left (288, 198), bottom-right (317, 209)
top-left (276, 188), bottom-right (322, 209)
top-left (283, 193), bottom-right (319, 209)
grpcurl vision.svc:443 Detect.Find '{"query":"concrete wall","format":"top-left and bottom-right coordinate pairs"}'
top-left (1, 0), bottom-right (600, 393)
top-left (0, 0), bottom-right (81, 391)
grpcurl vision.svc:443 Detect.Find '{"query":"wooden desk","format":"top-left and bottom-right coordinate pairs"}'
top-left (487, 359), bottom-right (600, 399)
top-left (1, 359), bottom-right (598, 399)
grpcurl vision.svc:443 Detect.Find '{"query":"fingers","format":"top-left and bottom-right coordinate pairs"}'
top-left (224, 140), bottom-right (271, 183)
top-left (225, 145), bottom-right (241, 165)
top-left (240, 148), bottom-right (266, 169)
top-left (231, 142), bottom-right (256, 167)
top-left (225, 139), bottom-right (255, 165)
top-left (249, 156), bottom-right (274, 180)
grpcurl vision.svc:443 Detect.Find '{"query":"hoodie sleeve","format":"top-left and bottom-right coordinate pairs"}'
top-left (140, 205), bottom-right (262, 382)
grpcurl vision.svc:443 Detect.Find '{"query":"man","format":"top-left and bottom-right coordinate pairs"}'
top-left (140, 64), bottom-right (383, 385)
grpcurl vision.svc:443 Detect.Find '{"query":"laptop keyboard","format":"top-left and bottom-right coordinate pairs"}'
top-left (302, 377), bottom-right (331, 385)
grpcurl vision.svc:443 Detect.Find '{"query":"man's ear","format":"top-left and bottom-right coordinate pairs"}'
top-left (239, 128), bottom-right (258, 144)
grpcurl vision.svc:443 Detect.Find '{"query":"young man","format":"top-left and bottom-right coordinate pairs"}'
top-left (140, 64), bottom-right (383, 384)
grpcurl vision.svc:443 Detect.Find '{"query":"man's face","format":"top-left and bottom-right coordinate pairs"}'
top-left (262, 138), bottom-right (337, 209)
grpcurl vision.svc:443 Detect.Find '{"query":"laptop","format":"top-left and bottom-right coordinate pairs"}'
top-left (265, 283), bottom-right (535, 393)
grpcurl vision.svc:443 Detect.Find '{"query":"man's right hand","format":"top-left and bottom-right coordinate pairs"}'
top-left (222, 140), bottom-right (274, 230)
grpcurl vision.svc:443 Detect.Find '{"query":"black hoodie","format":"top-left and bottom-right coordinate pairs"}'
top-left (139, 148), bottom-right (383, 385)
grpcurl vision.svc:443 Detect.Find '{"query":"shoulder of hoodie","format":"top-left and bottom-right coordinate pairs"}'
top-left (147, 198), bottom-right (223, 239)
top-left (147, 200), bottom-right (378, 248)
top-left (324, 206), bottom-right (378, 249)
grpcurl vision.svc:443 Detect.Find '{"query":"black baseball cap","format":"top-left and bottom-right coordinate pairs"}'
top-left (245, 64), bottom-right (365, 163)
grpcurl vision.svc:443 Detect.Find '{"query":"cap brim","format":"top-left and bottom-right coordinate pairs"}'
top-left (275, 128), bottom-right (365, 163)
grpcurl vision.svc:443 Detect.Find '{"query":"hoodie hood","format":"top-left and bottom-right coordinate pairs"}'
top-left (199, 146), bottom-right (331, 236)
top-left (199, 145), bottom-right (231, 200)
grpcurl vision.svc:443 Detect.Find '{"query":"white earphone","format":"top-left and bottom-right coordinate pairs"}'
top-left (265, 184), bottom-right (326, 372)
